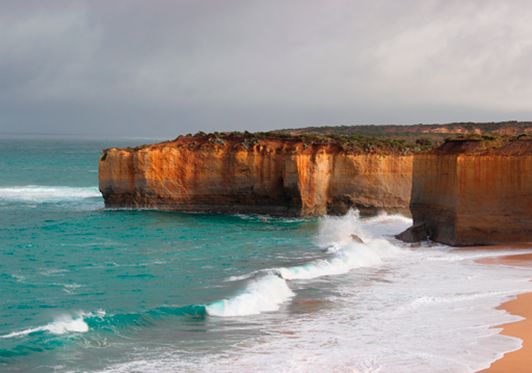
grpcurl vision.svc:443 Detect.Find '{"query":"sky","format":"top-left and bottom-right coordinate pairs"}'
top-left (1, 0), bottom-right (532, 138)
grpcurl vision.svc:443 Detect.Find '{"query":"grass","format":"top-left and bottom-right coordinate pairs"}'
top-left (101, 122), bottom-right (530, 157)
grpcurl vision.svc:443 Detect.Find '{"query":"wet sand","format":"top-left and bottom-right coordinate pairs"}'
top-left (456, 243), bottom-right (532, 253)
top-left (477, 253), bottom-right (532, 268)
top-left (478, 253), bottom-right (532, 372)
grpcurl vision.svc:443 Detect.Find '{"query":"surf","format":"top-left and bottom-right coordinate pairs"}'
top-left (0, 312), bottom-right (98, 339)
top-left (0, 185), bottom-right (101, 203)
top-left (208, 210), bottom-right (409, 316)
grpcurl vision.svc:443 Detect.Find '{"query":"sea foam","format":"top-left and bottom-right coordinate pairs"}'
top-left (210, 210), bottom-right (406, 316)
top-left (0, 185), bottom-right (100, 203)
top-left (206, 274), bottom-right (294, 316)
top-left (0, 311), bottom-right (104, 339)
top-left (278, 211), bottom-right (403, 280)
top-left (97, 211), bottom-right (532, 373)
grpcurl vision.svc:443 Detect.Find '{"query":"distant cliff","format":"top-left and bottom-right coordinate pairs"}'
top-left (279, 120), bottom-right (532, 139)
top-left (99, 123), bottom-right (532, 245)
top-left (99, 133), bottom-right (415, 216)
top-left (397, 137), bottom-right (532, 245)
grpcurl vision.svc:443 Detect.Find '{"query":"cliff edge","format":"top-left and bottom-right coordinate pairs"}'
top-left (397, 136), bottom-right (532, 245)
top-left (99, 132), bottom-right (416, 216)
top-left (99, 122), bottom-right (532, 245)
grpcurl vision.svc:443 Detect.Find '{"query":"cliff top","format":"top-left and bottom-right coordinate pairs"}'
top-left (108, 130), bottom-right (436, 156)
top-left (435, 134), bottom-right (531, 155)
top-left (277, 121), bottom-right (532, 138)
top-left (103, 121), bottom-right (531, 157)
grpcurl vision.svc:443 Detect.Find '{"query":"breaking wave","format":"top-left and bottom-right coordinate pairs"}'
top-left (206, 274), bottom-right (294, 316)
top-left (0, 185), bottom-right (101, 205)
top-left (208, 210), bottom-right (409, 316)
top-left (0, 185), bottom-right (100, 203)
top-left (0, 311), bottom-right (103, 339)
top-left (0, 305), bottom-right (208, 341)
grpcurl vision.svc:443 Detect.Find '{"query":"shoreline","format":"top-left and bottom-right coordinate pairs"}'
top-left (476, 253), bottom-right (532, 372)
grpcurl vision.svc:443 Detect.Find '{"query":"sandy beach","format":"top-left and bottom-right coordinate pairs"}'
top-left (478, 253), bottom-right (532, 372)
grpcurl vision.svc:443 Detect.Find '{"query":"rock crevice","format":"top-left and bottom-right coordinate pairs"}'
top-left (99, 136), bottom-right (413, 216)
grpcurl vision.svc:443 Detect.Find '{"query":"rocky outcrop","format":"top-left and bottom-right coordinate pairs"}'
top-left (395, 223), bottom-right (427, 243)
top-left (100, 128), bottom-right (532, 245)
top-left (398, 138), bottom-right (532, 246)
top-left (99, 135), bottom-right (413, 216)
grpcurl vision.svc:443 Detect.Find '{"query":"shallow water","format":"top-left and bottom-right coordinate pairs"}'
top-left (0, 137), bottom-right (531, 372)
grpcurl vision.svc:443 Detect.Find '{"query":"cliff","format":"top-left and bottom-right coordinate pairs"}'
top-left (280, 121), bottom-right (532, 139)
top-left (99, 133), bottom-right (414, 216)
top-left (397, 137), bottom-right (532, 245)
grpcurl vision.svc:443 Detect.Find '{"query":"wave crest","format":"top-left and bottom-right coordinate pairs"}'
top-left (214, 210), bottom-right (410, 316)
top-left (0, 311), bottom-right (104, 339)
top-left (0, 185), bottom-right (100, 203)
top-left (206, 274), bottom-right (294, 317)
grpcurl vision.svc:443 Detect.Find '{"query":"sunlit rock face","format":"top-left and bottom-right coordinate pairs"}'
top-left (402, 138), bottom-right (532, 246)
top-left (99, 135), bottom-right (413, 216)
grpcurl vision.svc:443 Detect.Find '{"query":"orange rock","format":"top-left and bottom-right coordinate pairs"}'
top-left (401, 138), bottom-right (532, 245)
top-left (99, 136), bottom-right (413, 216)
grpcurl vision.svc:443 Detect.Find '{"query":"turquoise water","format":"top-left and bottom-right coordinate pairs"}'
top-left (1, 137), bottom-right (531, 372)
top-left (0, 137), bottom-right (324, 371)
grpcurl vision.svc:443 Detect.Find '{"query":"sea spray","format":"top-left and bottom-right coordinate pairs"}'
top-left (277, 241), bottom-right (384, 280)
top-left (206, 274), bottom-right (294, 316)
top-left (0, 311), bottom-right (104, 339)
top-left (0, 185), bottom-right (100, 203)
top-left (214, 210), bottom-right (408, 315)
top-left (107, 213), bottom-right (532, 373)
top-left (229, 211), bottom-right (407, 283)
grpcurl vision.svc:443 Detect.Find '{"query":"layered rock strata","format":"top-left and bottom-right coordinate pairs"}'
top-left (99, 136), bottom-right (413, 216)
top-left (397, 138), bottom-right (532, 245)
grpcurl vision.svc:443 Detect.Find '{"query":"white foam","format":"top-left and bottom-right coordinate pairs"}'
top-left (277, 242), bottom-right (384, 280)
top-left (0, 185), bottom-right (100, 203)
top-left (233, 210), bottom-right (405, 282)
top-left (219, 211), bottom-right (405, 315)
top-left (97, 211), bottom-right (532, 373)
top-left (206, 275), bottom-right (294, 317)
top-left (0, 311), bottom-right (104, 339)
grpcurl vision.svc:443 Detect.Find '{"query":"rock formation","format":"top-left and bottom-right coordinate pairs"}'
top-left (99, 123), bottom-right (532, 246)
top-left (99, 134), bottom-right (414, 216)
top-left (397, 137), bottom-right (532, 245)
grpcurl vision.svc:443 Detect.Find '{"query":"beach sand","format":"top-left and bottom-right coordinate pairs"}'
top-left (478, 253), bottom-right (532, 372)
top-left (477, 253), bottom-right (532, 268)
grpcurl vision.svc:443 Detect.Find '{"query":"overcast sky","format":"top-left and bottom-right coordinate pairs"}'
top-left (1, 0), bottom-right (532, 137)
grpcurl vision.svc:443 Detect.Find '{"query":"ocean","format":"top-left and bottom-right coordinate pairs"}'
top-left (1, 137), bottom-right (531, 372)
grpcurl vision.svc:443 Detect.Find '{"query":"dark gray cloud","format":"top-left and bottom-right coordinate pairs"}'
top-left (1, 0), bottom-right (532, 137)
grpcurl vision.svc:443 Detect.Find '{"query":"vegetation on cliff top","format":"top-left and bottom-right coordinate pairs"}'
top-left (101, 122), bottom-right (531, 158)
top-left (438, 132), bottom-right (531, 154)
top-left (170, 130), bottom-right (436, 154)
top-left (277, 121), bottom-right (532, 137)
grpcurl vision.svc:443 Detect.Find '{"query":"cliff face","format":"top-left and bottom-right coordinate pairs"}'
top-left (99, 137), bottom-right (413, 216)
top-left (398, 139), bottom-right (532, 245)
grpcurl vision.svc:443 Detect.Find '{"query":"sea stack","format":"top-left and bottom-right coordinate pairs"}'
top-left (98, 132), bottom-right (414, 216)
top-left (397, 136), bottom-right (532, 246)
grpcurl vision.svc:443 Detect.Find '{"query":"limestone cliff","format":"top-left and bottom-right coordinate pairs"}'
top-left (398, 138), bottom-right (532, 245)
top-left (99, 134), bottom-right (413, 216)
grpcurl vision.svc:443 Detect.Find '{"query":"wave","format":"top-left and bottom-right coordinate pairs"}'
top-left (0, 311), bottom-right (103, 339)
top-left (277, 242), bottom-right (384, 280)
top-left (213, 211), bottom-right (409, 316)
top-left (0, 305), bottom-right (209, 340)
top-left (0, 185), bottom-right (101, 203)
top-left (283, 212), bottom-right (407, 281)
top-left (206, 274), bottom-right (294, 317)
top-left (0, 211), bottom-right (408, 347)
top-left (277, 211), bottom-right (404, 280)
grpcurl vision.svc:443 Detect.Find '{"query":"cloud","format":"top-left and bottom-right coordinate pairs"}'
top-left (0, 0), bottom-right (532, 137)
top-left (0, 4), bottom-right (101, 101)
top-left (369, 1), bottom-right (532, 110)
